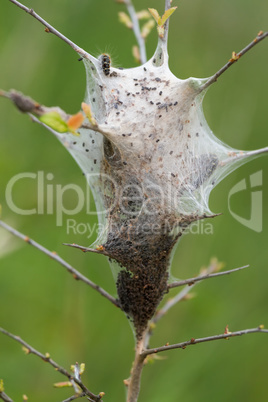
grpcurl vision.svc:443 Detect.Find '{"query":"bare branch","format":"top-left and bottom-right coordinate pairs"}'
top-left (201, 31), bottom-right (268, 91)
top-left (163, 0), bottom-right (172, 45)
top-left (63, 243), bottom-right (111, 257)
top-left (0, 392), bottom-right (13, 402)
top-left (124, 0), bottom-right (147, 64)
top-left (168, 264), bottom-right (249, 289)
top-left (141, 326), bottom-right (268, 357)
top-left (7, 0), bottom-right (95, 62)
top-left (0, 328), bottom-right (104, 401)
top-left (61, 393), bottom-right (88, 402)
top-left (0, 220), bottom-right (120, 309)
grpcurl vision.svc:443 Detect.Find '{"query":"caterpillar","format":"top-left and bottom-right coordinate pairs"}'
top-left (100, 53), bottom-right (111, 76)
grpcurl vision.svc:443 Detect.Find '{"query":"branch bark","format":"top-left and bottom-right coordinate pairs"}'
top-left (126, 333), bottom-right (147, 402)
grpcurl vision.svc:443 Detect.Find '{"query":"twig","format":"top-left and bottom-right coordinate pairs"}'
top-left (124, 0), bottom-right (147, 64)
top-left (163, 0), bottom-right (172, 45)
top-left (0, 328), bottom-right (104, 401)
top-left (61, 393), bottom-right (89, 402)
top-left (168, 265), bottom-right (249, 289)
top-left (63, 243), bottom-right (111, 257)
top-left (0, 220), bottom-right (120, 309)
top-left (151, 0), bottom-right (175, 66)
top-left (0, 392), bottom-right (13, 402)
top-left (141, 326), bottom-right (268, 357)
top-left (201, 31), bottom-right (268, 91)
top-left (7, 0), bottom-right (95, 62)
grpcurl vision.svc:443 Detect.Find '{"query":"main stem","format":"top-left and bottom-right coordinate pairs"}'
top-left (126, 333), bottom-right (147, 402)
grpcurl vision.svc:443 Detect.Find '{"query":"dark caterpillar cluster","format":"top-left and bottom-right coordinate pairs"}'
top-left (100, 53), bottom-right (111, 76)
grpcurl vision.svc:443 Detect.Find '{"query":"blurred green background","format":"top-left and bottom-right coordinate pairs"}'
top-left (0, 0), bottom-right (268, 401)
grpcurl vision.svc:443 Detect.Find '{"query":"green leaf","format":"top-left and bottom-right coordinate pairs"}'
top-left (148, 8), bottom-right (161, 25)
top-left (160, 7), bottom-right (177, 26)
top-left (40, 112), bottom-right (68, 133)
top-left (54, 381), bottom-right (73, 388)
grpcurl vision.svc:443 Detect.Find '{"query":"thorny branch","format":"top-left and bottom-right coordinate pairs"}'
top-left (168, 264), bottom-right (250, 289)
top-left (7, 0), bottom-right (94, 61)
top-left (141, 326), bottom-right (268, 357)
top-left (0, 328), bottom-right (104, 401)
top-left (0, 220), bottom-right (120, 308)
top-left (201, 31), bottom-right (268, 91)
